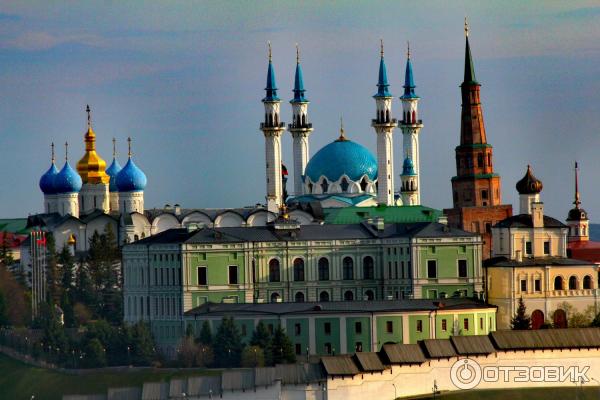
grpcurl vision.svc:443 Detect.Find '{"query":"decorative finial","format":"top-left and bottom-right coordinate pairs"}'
top-left (574, 161), bottom-right (581, 207)
top-left (407, 41), bottom-right (411, 60)
top-left (112, 137), bottom-right (117, 158)
top-left (380, 38), bottom-right (384, 58)
top-left (268, 41), bottom-right (272, 62)
top-left (51, 142), bottom-right (55, 163)
top-left (64, 142), bottom-right (68, 161)
top-left (296, 43), bottom-right (300, 64)
top-left (338, 116), bottom-right (346, 140)
top-left (86, 104), bottom-right (91, 128)
top-left (464, 17), bottom-right (469, 37)
top-left (127, 137), bottom-right (132, 158)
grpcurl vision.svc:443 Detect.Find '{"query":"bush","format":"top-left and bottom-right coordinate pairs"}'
top-left (241, 345), bottom-right (265, 367)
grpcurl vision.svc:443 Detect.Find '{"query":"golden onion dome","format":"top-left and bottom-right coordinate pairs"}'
top-left (76, 105), bottom-right (110, 185)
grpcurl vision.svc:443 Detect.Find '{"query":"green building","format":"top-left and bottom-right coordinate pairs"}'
top-left (123, 219), bottom-right (485, 351)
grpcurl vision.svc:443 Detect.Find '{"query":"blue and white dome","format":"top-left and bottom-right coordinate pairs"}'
top-left (39, 163), bottom-right (59, 194)
top-left (305, 138), bottom-right (378, 183)
top-left (54, 161), bottom-right (83, 194)
top-left (116, 158), bottom-right (147, 192)
top-left (106, 158), bottom-right (122, 192)
top-left (402, 156), bottom-right (416, 176)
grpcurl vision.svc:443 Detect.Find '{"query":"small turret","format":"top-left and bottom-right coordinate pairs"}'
top-left (516, 165), bottom-right (543, 214)
top-left (566, 162), bottom-right (589, 242)
top-left (400, 156), bottom-right (418, 206)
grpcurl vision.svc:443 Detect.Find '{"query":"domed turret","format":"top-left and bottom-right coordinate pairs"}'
top-left (39, 143), bottom-right (58, 195)
top-left (106, 138), bottom-right (122, 193)
top-left (53, 143), bottom-right (82, 217)
top-left (116, 138), bottom-right (146, 215)
top-left (516, 165), bottom-right (543, 195)
top-left (567, 162), bottom-right (589, 242)
top-left (401, 156), bottom-right (417, 176)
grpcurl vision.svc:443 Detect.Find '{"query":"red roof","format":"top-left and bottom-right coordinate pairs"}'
top-left (0, 232), bottom-right (27, 249)
top-left (568, 240), bottom-right (600, 263)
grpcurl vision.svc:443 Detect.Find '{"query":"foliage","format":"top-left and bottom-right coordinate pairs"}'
top-left (213, 317), bottom-right (244, 367)
top-left (567, 305), bottom-right (595, 328)
top-left (198, 320), bottom-right (213, 346)
top-left (511, 297), bottom-right (530, 330)
top-left (250, 321), bottom-right (271, 349)
top-left (177, 337), bottom-right (214, 368)
top-left (83, 338), bottom-right (107, 368)
top-left (0, 232), bottom-right (14, 266)
top-left (241, 345), bottom-right (265, 367)
top-left (0, 263), bottom-right (29, 326)
top-left (266, 326), bottom-right (295, 365)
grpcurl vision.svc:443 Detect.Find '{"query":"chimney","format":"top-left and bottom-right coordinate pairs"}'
top-left (515, 250), bottom-right (523, 263)
top-left (374, 217), bottom-right (385, 231)
top-left (174, 203), bottom-right (181, 216)
top-left (531, 202), bottom-right (544, 228)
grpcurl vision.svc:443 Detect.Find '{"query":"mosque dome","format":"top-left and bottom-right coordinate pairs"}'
top-left (106, 158), bottom-right (122, 192)
top-left (39, 163), bottom-right (59, 195)
top-left (54, 162), bottom-right (83, 194)
top-left (305, 136), bottom-right (377, 183)
top-left (516, 165), bottom-right (543, 195)
top-left (116, 158), bottom-right (147, 192)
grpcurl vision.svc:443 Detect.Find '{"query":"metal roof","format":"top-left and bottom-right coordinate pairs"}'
top-left (321, 355), bottom-right (360, 376)
top-left (420, 339), bottom-right (457, 358)
top-left (353, 352), bottom-right (387, 372)
top-left (494, 214), bottom-right (566, 229)
top-left (490, 328), bottom-right (600, 350)
top-left (485, 256), bottom-right (592, 268)
top-left (451, 335), bottom-right (495, 355)
top-left (380, 343), bottom-right (426, 365)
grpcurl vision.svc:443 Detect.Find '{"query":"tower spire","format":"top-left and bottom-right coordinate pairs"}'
top-left (263, 42), bottom-right (279, 101)
top-left (86, 104), bottom-right (91, 128)
top-left (338, 116), bottom-right (346, 140)
top-left (374, 39), bottom-right (391, 98)
top-left (64, 142), bottom-right (69, 161)
top-left (574, 161), bottom-right (581, 208)
top-left (112, 137), bottom-right (117, 158)
top-left (291, 44), bottom-right (306, 102)
top-left (51, 142), bottom-right (55, 163)
top-left (407, 41), bottom-right (410, 59)
top-left (127, 137), bottom-right (132, 158)
top-left (463, 18), bottom-right (478, 85)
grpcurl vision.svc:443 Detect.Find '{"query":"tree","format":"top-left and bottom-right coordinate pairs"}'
top-left (266, 326), bottom-right (295, 365)
top-left (250, 321), bottom-right (271, 349)
top-left (185, 323), bottom-right (195, 338)
top-left (178, 336), bottom-right (199, 368)
top-left (213, 317), bottom-right (244, 367)
top-left (195, 344), bottom-right (214, 367)
top-left (568, 305), bottom-right (595, 328)
top-left (0, 291), bottom-right (8, 327)
top-left (0, 263), bottom-right (28, 326)
top-left (45, 234), bottom-right (62, 304)
top-left (0, 232), bottom-right (14, 266)
top-left (241, 345), bottom-right (265, 367)
top-left (60, 291), bottom-right (75, 328)
top-left (83, 338), bottom-right (107, 368)
top-left (198, 320), bottom-right (213, 346)
top-left (57, 245), bottom-right (75, 289)
top-left (511, 297), bottom-right (531, 330)
top-left (128, 322), bottom-right (156, 366)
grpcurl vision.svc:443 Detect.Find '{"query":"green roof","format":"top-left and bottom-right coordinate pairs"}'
top-left (322, 205), bottom-right (442, 224)
top-left (451, 173), bottom-right (499, 181)
top-left (0, 218), bottom-right (30, 234)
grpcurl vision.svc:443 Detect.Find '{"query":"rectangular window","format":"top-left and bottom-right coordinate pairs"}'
top-left (481, 189), bottom-right (488, 199)
top-left (388, 262), bottom-right (392, 278)
top-left (386, 321), bottom-right (393, 333)
top-left (355, 321), bottom-right (362, 334)
top-left (525, 241), bottom-right (532, 255)
top-left (325, 343), bottom-right (332, 354)
top-left (535, 279), bottom-right (541, 292)
top-left (394, 262), bottom-right (398, 279)
top-left (198, 267), bottom-right (207, 285)
top-left (427, 260), bottom-right (437, 278)
top-left (544, 241), bottom-right (550, 255)
top-left (401, 261), bottom-right (405, 279)
top-left (160, 268), bottom-right (164, 286)
top-left (416, 320), bottom-right (423, 333)
top-left (295, 323), bottom-right (301, 336)
top-left (520, 279), bottom-right (527, 292)
top-left (479, 318), bottom-right (484, 330)
top-left (430, 246), bottom-right (436, 253)
top-left (458, 260), bottom-right (468, 278)
top-left (295, 343), bottom-right (302, 355)
top-left (324, 322), bottom-right (331, 335)
top-left (228, 265), bottom-right (238, 284)
top-left (463, 318), bottom-right (469, 330)
top-left (355, 342), bottom-right (363, 352)
top-left (442, 319), bottom-right (447, 331)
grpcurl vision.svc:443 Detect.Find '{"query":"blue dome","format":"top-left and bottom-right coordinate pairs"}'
top-left (116, 158), bottom-right (147, 192)
top-left (402, 157), bottom-right (416, 176)
top-left (106, 158), bottom-right (122, 192)
top-left (39, 163), bottom-right (59, 194)
top-left (305, 139), bottom-right (378, 183)
top-left (54, 161), bottom-right (82, 194)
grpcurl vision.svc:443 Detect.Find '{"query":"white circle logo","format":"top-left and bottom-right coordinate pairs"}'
top-left (450, 358), bottom-right (482, 389)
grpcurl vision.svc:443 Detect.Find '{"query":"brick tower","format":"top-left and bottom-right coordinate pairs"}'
top-left (444, 20), bottom-right (512, 259)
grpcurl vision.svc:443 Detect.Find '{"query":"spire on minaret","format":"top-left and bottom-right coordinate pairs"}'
top-left (291, 43), bottom-right (307, 103)
top-left (337, 116), bottom-right (347, 141)
top-left (401, 42), bottom-right (417, 99)
top-left (374, 39), bottom-right (392, 98)
top-left (463, 17), bottom-right (478, 85)
top-left (263, 42), bottom-right (279, 102)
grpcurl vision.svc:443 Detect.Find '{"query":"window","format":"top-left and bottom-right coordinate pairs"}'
top-left (477, 153), bottom-right (483, 167)
top-left (441, 319), bottom-right (447, 331)
top-left (228, 265), bottom-right (238, 284)
top-left (293, 258), bottom-right (305, 281)
top-left (525, 241), bottom-right (532, 255)
top-left (479, 318), bottom-right (484, 330)
top-left (340, 178), bottom-right (349, 192)
top-left (355, 342), bottom-right (363, 352)
top-left (324, 343), bottom-right (332, 354)
top-left (344, 290), bottom-right (354, 301)
top-left (343, 257), bottom-right (354, 280)
top-left (355, 321), bottom-right (362, 334)
top-left (416, 320), bottom-right (423, 333)
top-left (365, 290), bottom-right (374, 300)
top-left (427, 260), bottom-right (437, 278)
top-left (481, 189), bottom-right (488, 200)
top-left (294, 291), bottom-right (305, 302)
top-left (569, 276), bottom-right (577, 290)
top-left (458, 260), bottom-right (468, 278)
top-left (544, 241), bottom-right (550, 255)
top-left (198, 267), bottom-right (207, 285)
top-left (324, 322), bottom-right (331, 335)
top-left (535, 279), bottom-right (541, 292)
top-left (269, 259), bottom-right (280, 282)
top-left (363, 256), bottom-right (374, 280)
top-left (463, 318), bottom-right (469, 330)
top-left (520, 279), bottom-right (527, 292)
top-left (318, 258), bottom-right (329, 281)
top-left (584, 275), bottom-right (593, 290)
top-left (386, 321), bottom-right (393, 333)
top-left (270, 292), bottom-right (281, 303)
top-left (554, 276), bottom-right (563, 290)
top-left (295, 323), bottom-right (301, 336)
top-left (319, 291), bottom-right (330, 302)
top-left (295, 343), bottom-right (302, 355)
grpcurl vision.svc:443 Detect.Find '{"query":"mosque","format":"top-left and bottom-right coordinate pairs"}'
top-left (29, 40), bottom-right (429, 253)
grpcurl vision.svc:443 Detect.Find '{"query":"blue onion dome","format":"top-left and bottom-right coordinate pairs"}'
top-left (39, 163), bottom-right (59, 194)
top-left (305, 134), bottom-right (377, 183)
top-left (402, 156), bottom-right (417, 176)
top-left (54, 161), bottom-right (83, 193)
top-left (106, 158), bottom-right (122, 192)
top-left (116, 158), bottom-right (147, 192)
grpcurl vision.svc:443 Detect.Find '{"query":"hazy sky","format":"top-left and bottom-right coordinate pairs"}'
top-left (1, 1), bottom-right (600, 221)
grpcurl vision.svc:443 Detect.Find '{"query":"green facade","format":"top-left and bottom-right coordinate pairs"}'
top-left (375, 315), bottom-right (403, 348)
top-left (345, 317), bottom-right (371, 353)
top-left (315, 318), bottom-right (341, 355)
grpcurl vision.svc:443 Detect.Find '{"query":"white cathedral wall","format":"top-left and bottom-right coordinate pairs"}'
top-left (214, 212), bottom-right (245, 227)
top-left (247, 210), bottom-right (277, 226)
top-left (181, 212), bottom-right (212, 228)
top-left (152, 213), bottom-right (181, 234)
top-left (120, 191), bottom-right (144, 214)
top-left (79, 183), bottom-right (109, 214)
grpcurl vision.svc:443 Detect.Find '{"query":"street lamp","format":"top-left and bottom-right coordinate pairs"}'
top-left (432, 380), bottom-right (438, 400)
top-left (392, 383), bottom-right (397, 400)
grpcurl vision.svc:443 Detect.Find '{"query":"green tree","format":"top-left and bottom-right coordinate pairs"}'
top-left (60, 291), bottom-right (75, 328)
top-left (266, 326), bottom-right (295, 365)
top-left (196, 344), bottom-right (214, 367)
top-left (241, 345), bottom-right (265, 367)
top-left (83, 338), bottom-right (107, 368)
top-left (0, 232), bottom-right (14, 266)
top-left (213, 317), bottom-right (244, 367)
top-left (0, 291), bottom-right (8, 327)
top-left (250, 321), bottom-right (271, 349)
top-left (198, 320), bottom-right (213, 345)
top-left (57, 245), bottom-right (75, 289)
top-left (129, 322), bottom-right (156, 366)
top-left (511, 297), bottom-right (531, 330)
top-left (185, 323), bottom-right (195, 338)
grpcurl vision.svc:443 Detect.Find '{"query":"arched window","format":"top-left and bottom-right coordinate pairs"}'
top-left (340, 178), bottom-right (349, 193)
top-left (584, 275), bottom-right (593, 290)
top-left (569, 276), bottom-right (578, 290)
top-left (269, 259), bottom-right (280, 282)
top-left (360, 178), bottom-right (368, 192)
top-left (319, 291), bottom-right (330, 302)
top-left (134, 234), bottom-right (139, 241)
top-left (270, 292), bottom-right (281, 303)
top-left (412, 110), bottom-right (416, 123)
top-left (295, 292), bottom-right (305, 303)
top-left (385, 109), bottom-right (390, 122)
top-left (554, 276), bottom-right (563, 290)
top-left (318, 258), bottom-right (329, 281)
top-left (302, 114), bottom-right (306, 126)
top-left (343, 257), bottom-right (354, 280)
top-left (320, 179), bottom-right (329, 193)
top-left (268, 113), bottom-right (273, 126)
top-left (293, 258), bottom-right (305, 282)
top-left (363, 256), bottom-right (374, 280)
top-left (365, 290), bottom-right (374, 301)
top-left (344, 290), bottom-right (354, 301)
top-left (308, 182), bottom-right (313, 193)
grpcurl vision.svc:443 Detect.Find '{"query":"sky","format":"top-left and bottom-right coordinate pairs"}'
top-left (1, 1), bottom-right (600, 221)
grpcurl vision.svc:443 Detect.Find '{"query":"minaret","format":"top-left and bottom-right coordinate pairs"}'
top-left (77, 105), bottom-right (110, 214)
top-left (400, 154), bottom-right (418, 206)
top-left (371, 40), bottom-right (397, 205)
top-left (288, 44), bottom-right (313, 196)
top-left (399, 41), bottom-right (423, 205)
top-left (261, 43), bottom-right (286, 212)
top-left (566, 162), bottom-right (589, 242)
